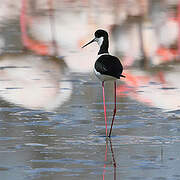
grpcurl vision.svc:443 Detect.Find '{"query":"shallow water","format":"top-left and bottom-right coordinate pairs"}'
top-left (0, 65), bottom-right (180, 180)
top-left (0, 1), bottom-right (180, 180)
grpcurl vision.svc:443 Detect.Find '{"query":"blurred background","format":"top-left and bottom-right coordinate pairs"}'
top-left (0, 0), bottom-right (180, 180)
top-left (1, 0), bottom-right (180, 65)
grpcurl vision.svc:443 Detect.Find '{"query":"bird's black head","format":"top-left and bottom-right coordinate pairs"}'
top-left (82, 29), bottom-right (109, 54)
top-left (94, 29), bottom-right (108, 38)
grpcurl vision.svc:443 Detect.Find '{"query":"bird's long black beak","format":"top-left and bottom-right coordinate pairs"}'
top-left (82, 38), bottom-right (95, 48)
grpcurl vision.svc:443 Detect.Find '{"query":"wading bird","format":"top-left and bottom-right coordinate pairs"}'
top-left (82, 29), bottom-right (125, 137)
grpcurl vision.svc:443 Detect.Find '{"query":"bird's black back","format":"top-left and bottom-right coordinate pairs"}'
top-left (95, 55), bottom-right (123, 79)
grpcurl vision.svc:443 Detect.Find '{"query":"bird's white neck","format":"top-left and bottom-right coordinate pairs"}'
top-left (96, 37), bottom-right (104, 47)
top-left (97, 53), bottom-right (109, 59)
top-left (96, 36), bottom-right (109, 55)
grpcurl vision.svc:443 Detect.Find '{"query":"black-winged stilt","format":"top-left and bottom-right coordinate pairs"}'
top-left (82, 29), bottom-right (125, 137)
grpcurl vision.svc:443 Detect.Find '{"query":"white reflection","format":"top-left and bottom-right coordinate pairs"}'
top-left (119, 66), bottom-right (180, 111)
top-left (0, 53), bottom-right (72, 111)
top-left (139, 70), bottom-right (180, 111)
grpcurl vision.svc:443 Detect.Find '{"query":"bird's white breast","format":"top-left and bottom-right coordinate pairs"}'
top-left (93, 66), bottom-right (117, 82)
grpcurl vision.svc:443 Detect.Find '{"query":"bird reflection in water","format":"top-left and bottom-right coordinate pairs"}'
top-left (0, 53), bottom-right (72, 111)
top-left (103, 138), bottom-right (117, 180)
top-left (117, 68), bottom-right (180, 111)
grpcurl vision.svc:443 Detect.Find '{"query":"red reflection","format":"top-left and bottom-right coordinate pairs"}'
top-left (102, 141), bottom-right (107, 180)
top-left (103, 139), bottom-right (117, 180)
top-left (109, 139), bottom-right (117, 180)
top-left (117, 72), bottom-right (152, 105)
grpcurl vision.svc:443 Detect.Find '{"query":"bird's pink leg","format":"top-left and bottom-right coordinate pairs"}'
top-left (109, 81), bottom-right (117, 137)
top-left (102, 81), bottom-right (108, 136)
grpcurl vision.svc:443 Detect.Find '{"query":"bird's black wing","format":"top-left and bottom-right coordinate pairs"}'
top-left (95, 55), bottom-right (123, 79)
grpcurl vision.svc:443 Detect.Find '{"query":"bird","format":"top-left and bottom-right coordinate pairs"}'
top-left (82, 29), bottom-right (125, 137)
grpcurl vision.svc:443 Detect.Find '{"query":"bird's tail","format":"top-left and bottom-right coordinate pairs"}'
top-left (120, 74), bottom-right (126, 78)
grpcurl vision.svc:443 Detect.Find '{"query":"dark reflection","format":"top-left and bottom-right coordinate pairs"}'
top-left (161, 144), bottom-right (164, 163)
top-left (0, 19), bottom-right (23, 53)
top-left (103, 138), bottom-right (117, 180)
top-left (109, 139), bottom-right (117, 180)
top-left (0, 53), bottom-right (71, 111)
